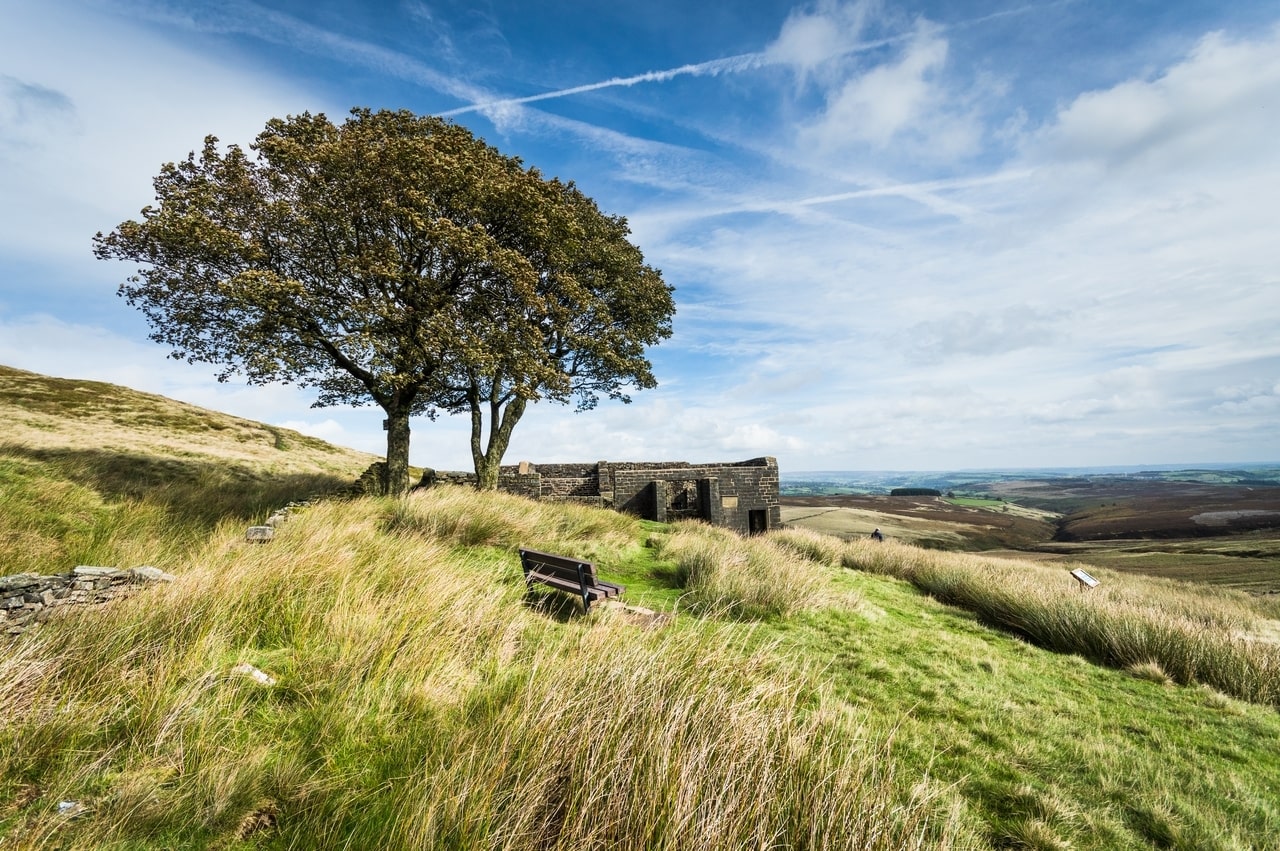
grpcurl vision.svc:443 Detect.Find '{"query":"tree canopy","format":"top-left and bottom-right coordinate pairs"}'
top-left (94, 108), bottom-right (674, 493)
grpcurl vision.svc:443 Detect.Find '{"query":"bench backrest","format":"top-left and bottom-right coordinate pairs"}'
top-left (519, 548), bottom-right (601, 587)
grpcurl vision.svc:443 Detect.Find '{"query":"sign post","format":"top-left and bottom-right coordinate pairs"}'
top-left (1070, 568), bottom-right (1099, 590)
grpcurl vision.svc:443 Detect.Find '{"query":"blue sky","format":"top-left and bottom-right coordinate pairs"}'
top-left (2, 0), bottom-right (1278, 472)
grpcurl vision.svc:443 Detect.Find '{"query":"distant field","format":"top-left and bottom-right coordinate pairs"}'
top-left (781, 493), bottom-right (1057, 551)
top-left (945, 496), bottom-right (1004, 508)
top-left (782, 473), bottom-right (1280, 593)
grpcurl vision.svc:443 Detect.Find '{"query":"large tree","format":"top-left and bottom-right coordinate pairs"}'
top-left (94, 108), bottom-right (673, 494)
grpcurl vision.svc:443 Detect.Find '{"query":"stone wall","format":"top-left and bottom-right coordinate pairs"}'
top-left (423, 457), bottom-right (782, 535)
top-left (2, 565), bottom-right (174, 635)
top-left (605, 458), bottom-right (781, 534)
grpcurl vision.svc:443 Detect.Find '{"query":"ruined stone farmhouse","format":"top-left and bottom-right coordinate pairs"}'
top-left (430, 457), bottom-right (782, 535)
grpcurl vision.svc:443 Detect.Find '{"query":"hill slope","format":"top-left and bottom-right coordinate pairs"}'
top-left (3, 367), bottom-right (1280, 849)
top-left (0, 363), bottom-right (376, 576)
top-left (1, 363), bottom-right (374, 476)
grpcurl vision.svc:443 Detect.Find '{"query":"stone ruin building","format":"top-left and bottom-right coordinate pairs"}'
top-left (428, 457), bottom-right (782, 535)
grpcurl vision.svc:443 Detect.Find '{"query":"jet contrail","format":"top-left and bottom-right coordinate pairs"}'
top-left (439, 33), bottom-right (912, 117)
top-left (438, 2), bottom-right (1064, 118)
top-left (437, 33), bottom-right (909, 117)
top-left (438, 53), bottom-right (764, 117)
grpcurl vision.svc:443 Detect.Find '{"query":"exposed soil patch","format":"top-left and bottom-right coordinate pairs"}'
top-left (1192, 510), bottom-right (1280, 526)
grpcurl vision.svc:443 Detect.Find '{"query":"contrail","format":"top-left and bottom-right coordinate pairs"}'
top-left (438, 2), bottom-right (1063, 118)
top-left (439, 33), bottom-right (909, 117)
top-left (438, 53), bottom-right (763, 117)
top-left (437, 33), bottom-right (907, 117)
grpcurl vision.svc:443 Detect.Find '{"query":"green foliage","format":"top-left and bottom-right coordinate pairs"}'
top-left (94, 109), bottom-right (673, 494)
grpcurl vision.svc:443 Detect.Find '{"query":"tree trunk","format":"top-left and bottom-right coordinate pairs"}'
top-left (471, 388), bottom-right (527, 491)
top-left (384, 406), bottom-right (412, 496)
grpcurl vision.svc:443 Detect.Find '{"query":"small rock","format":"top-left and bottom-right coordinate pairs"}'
top-left (130, 566), bottom-right (175, 583)
top-left (57, 800), bottom-right (89, 819)
top-left (231, 664), bottom-right (277, 686)
top-left (73, 566), bottom-right (120, 577)
top-left (0, 574), bottom-right (41, 593)
top-left (245, 526), bottom-right (275, 543)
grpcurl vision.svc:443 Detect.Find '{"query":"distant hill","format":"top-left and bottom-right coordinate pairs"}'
top-left (782, 465), bottom-right (1280, 592)
top-left (0, 363), bottom-right (376, 477)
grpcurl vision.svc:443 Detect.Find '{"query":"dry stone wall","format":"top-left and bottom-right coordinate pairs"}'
top-left (2, 565), bottom-right (174, 635)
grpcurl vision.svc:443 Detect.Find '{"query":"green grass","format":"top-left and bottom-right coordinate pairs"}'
top-left (6, 365), bottom-right (1280, 848)
top-left (946, 497), bottom-right (1007, 509)
top-left (1, 494), bottom-right (958, 850)
top-left (0, 446), bottom-right (353, 576)
top-left (5, 487), bottom-right (1280, 848)
top-left (778, 570), bottom-right (1280, 848)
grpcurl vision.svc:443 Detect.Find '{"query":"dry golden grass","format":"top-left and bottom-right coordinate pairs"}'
top-left (1, 495), bottom-right (959, 850)
top-left (649, 522), bottom-right (840, 619)
top-left (0, 364), bottom-right (375, 476)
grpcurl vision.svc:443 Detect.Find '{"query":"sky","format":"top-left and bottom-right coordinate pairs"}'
top-left (2, 0), bottom-right (1278, 473)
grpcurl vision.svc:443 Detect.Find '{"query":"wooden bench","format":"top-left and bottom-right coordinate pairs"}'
top-left (519, 548), bottom-right (624, 612)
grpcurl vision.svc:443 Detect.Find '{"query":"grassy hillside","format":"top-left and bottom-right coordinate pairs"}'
top-left (4, 367), bottom-right (1280, 849)
top-left (0, 364), bottom-right (376, 575)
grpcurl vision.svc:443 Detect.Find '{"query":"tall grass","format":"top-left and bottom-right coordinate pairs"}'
top-left (810, 536), bottom-right (1280, 708)
top-left (650, 522), bottom-right (834, 620)
top-left (0, 497), bottom-right (957, 849)
top-left (0, 448), bottom-right (350, 576)
top-left (388, 483), bottom-right (639, 559)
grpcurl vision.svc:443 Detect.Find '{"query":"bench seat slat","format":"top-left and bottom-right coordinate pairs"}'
top-left (525, 573), bottom-right (622, 602)
top-left (526, 571), bottom-right (610, 598)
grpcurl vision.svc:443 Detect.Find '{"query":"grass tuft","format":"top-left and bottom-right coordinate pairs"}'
top-left (651, 522), bottom-right (833, 619)
top-left (833, 538), bottom-right (1280, 708)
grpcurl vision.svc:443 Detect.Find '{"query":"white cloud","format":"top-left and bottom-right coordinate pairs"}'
top-left (0, 0), bottom-right (321, 270)
top-left (904, 306), bottom-right (1068, 364)
top-left (804, 26), bottom-right (950, 149)
top-left (764, 0), bottom-right (881, 81)
top-left (1037, 27), bottom-right (1280, 173)
top-left (0, 75), bottom-right (79, 148)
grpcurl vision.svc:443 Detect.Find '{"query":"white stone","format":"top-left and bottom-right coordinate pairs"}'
top-left (131, 566), bottom-right (176, 582)
top-left (73, 566), bottom-right (119, 577)
top-left (231, 664), bottom-right (276, 686)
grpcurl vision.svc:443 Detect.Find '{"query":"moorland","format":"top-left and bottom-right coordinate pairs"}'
top-left (782, 468), bottom-right (1280, 595)
top-left (3, 364), bottom-right (1280, 850)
